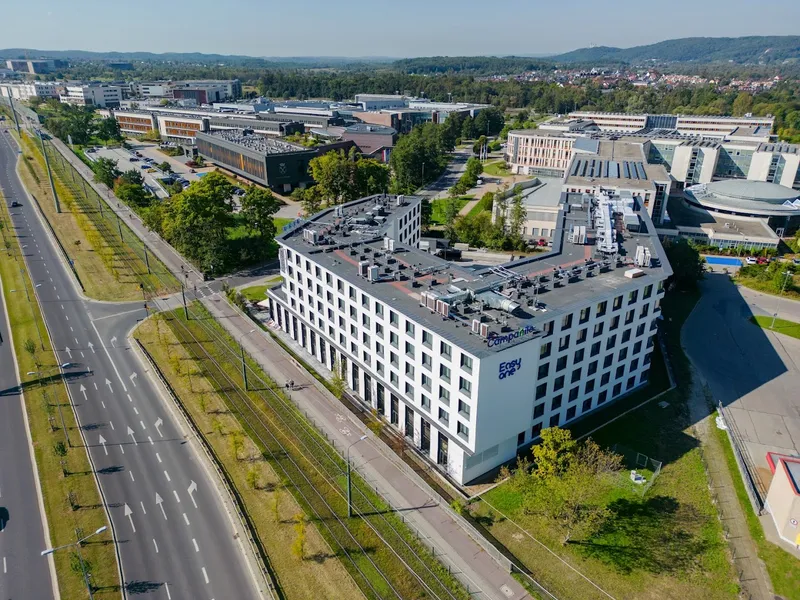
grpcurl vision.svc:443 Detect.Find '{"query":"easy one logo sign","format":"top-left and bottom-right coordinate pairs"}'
top-left (499, 358), bottom-right (522, 380)
top-left (487, 325), bottom-right (536, 348)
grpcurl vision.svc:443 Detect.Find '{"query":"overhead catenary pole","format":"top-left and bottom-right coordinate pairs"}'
top-left (38, 131), bottom-right (61, 213)
top-left (5, 88), bottom-right (21, 135)
top-left (346, 435), bottom-right (368, 518)
top-left (770, 270), bottom-right (793, 329)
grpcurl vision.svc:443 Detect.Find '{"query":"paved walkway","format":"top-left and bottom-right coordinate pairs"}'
top-left (201, 294), bottom-right (530, 600)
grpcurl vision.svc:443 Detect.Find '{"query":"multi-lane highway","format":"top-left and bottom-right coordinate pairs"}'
top-left (0, 125), bottom-right (261, 598)
top-left (0, 275), bottom-right (57, 600)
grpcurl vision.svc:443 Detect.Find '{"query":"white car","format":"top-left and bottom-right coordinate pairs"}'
top-left (745, 257), bottom-right (757, 265)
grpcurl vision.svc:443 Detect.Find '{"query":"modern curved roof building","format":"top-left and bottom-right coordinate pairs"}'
top-left (684, 180), bottom-right (800, 218)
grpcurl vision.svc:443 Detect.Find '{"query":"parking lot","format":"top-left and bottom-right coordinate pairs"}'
top-left (126, 140), bottom-right (212, 183)
top-left (86, 146), bottom-right (170, 198)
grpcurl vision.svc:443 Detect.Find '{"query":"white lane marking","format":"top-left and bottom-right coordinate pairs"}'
top-left (74, 337), bottom-right (78, 345)
top-left (129, 471), bottom-right (135, 482)
top-left (133, 406), bottom-right (139, 415)
top-left (101, 401), bottom-right (106, 409)
top-left (119, 445), bottom-right (124, 454)
top-left (88, 321), bottom-right (128, 393)
top-left (164, 470), bottom-right (171, 482)
top-left (3, 556), bottom-right (6, 573)
top-left (69, 326), bottom-right (73, 332)
top-left (140, 420), bottom-right (146, 430)
top-left (64, 315), bottom-right (68, 321)
top-left (183, 512), bottom-right (190, 525)
top-left (147, 435), bottom-right (153, 446)
top-left (126, 394), bottom-right (133, 403)
top-left (192, 538), bottom-right (199, 553)
top-left (202, 567), bottom-right (209, 584)
top-left (109, 421), bottom-right (115, 430)
top-left (80, 351), bottom-right (84, 358)
top-left (60, 304), bottom-right (64, 310)
top-left (156, 452), bottom-right (162, 463)
top-left (152, 538), bottom-right (158, 553)
top-left (165, 583), bottom-right (171, 599)
top-left (140, 501), bottom-right (147, 515)
top-left (173, 490), bottom-right (181, 503)
top-left (56, 295), bottom-right (60, 300)
top-left (93, 382), bottom-right (98, 390)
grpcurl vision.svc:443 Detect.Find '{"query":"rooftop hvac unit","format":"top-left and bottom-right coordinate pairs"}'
top-left (624, 268), bottom-right (645, 279)
top-left (383, 236), bottom-right (391, 250)
top-left (479, 323), bottom-right (490, 338)
top-left (309, 230), bottom-right (319, 245)
top-left (388, 239), bottom-right (395, 252)
top-left (367, 265), bottom-right (379, 282)
top-left (436, 300), bottom-right (450, 318)
top-left (396, 195), bottom-right (405, 206)
top-left (471, 319), bottom-right (481, 334)
top-left (426, 293), bottom-right (437, 311)
top-left (358, 261), bottom-right (369, 277)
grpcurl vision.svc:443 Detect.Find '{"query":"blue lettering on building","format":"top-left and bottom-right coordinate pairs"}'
top-left (487, 325), bottom-right (536, 348)
top-left (499, 358), bottom-right (522, 380)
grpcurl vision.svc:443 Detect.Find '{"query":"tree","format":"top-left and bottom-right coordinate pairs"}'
top-left (24, 338), bottom-right (39, 367)
top-left (241, 185), bottom-right (279, 240)
top-left (308, 150), bottom-right (353, 205)
top-left (443, 191), bottom-right (462, 242)
top-left (508, 186), bottom-right (526, 249)
top-left (230, 432), bottom-right (244, 461)
top-left (454, 211), bottom-right (493, 247)
top-left (330, 358), bottom-right (346, 399)
top-left (389, 122), bottom-right (446, 194)
top-left (160, 172), bottom-right (234, 274)
top-left (118, 169), bottom-right (144, 186)
top-left (473, 107), bottom-right (505, 136)
top-left (115, 182), bottom-right (149, 208)
top-left (663, 238), bottom-right (704, 291)
top-left (158, 161), bottom-right (173, 174)
top-left (532, 427), bottom-right (577, 480)
top-left (96, 116), bottom-right (122, 142)
top-left (353, 157), bottom-right (390, 197)
top-left (460, 116), bottom-right (475, 140)
top-left (246, 467), bottom-right (259, 490)
top-left (92, 157), bottom-right (121, 188)
top-left (291, 186), bottom-right (323, 216)
top-left (292, 513), bottom-right (307, 560)
top-left (732, 92), bottom-right (754, 117)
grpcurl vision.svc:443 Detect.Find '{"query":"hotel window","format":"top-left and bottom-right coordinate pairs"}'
top-left (536, 383), bottom-right (547, 400)
top-left (559, 335), bottom-right (570, 352)
top-left (556, 356), bottom-right (568, 372)
top-left (439, 386), bottom-right (450, 405)
top-left (390, 352), bottom-right (399, 368)
top-left (537, 363), bottom-right (550, 379)
top-left (440, 364), bottom-right (451, 383)
top-left (533, 403), bottom-right (545, 419)
top-left (422, 330), bottom-right (433, 348)
top-left (441, 341), bottom-right (452, 360)
top-left (361, 293), bottom-right (369, 309)
top-left (540, 342), bottom-right (552, 359)
top-left (571, 367), bottom-right (582, 383)
top-left (405, 362), bottom-right (415, 378)
top-left (405, 341), bottom-right (415, 358)
top-left (459, 377), bottom-right (472, 398)
top-left (554, 375), bottom-right (565, 391)
top-left (460, 354), bottom-right (473, 374)
top-left (375, 302), bottom-right (384, 317)
top-left (458, 399), bottom-right (471, 418)
top-left (593, 322), bottom-right (604, 336)
top-left (422, 374), bottom-right (432, 392)
top-left (613, 295), bottom-right (623, 311)
top-left (349, 286), bottom-right (356, 300)
top-left (405, 321), bottom-right (415, 336)
top-left (622, 329), bottom-right (631, 343)
top-left (457, 422), bottom-right (469, 441)
top-left (390, 332), bottom-right (399, 349)
top-left (422, 352), bottom-right (432, 370)
top-left (576, 328), bottom-right (587, 344)
top-left (438, 408), bottom-right (449, 426)
top-left (603, 354), bottom-right (613, 369)
top-left (561, 314), bottom-right (573, 330)
top-left (625, 309), bottom-right (635, 325)
top-left (628, 290), bottom-right (639, 305)
top-left (421, 395), bottom-right (431, 411)
top-left (568, 387), bottom-right (579, 402)
top-left (405, 382), bottom-right (414, 398)
top-left (579, 307), bottom-right (590, 324)
top-left (596, 300), bottom-right (607, 317)
top-left (390, 311), bottom-right (399, 326)
top-left (574, 348), bottom-right (585, 363)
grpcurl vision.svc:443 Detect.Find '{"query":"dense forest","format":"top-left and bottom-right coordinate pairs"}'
top-left (552, 36), bottom-right (800, 65)
top-left (391, 56), bottom-right (554, 75)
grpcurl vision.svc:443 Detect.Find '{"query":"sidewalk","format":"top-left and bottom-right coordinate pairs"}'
top-left (202, 294), bottom-right (531, 600)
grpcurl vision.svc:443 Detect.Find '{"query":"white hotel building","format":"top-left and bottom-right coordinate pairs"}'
top-left (267, 193), bottom-right (670, 485)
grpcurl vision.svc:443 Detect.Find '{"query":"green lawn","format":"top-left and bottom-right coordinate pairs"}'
top-left (472, 290), bottom-right (740, 600)
top-left (274, 217), bottom-right (293, 231)
top-left (713, 413), bottom-right (800, 599)
top-left (239, 278), bottom-right (282, 303)
top-left (750, 315), bottom-right (800, 340)
top-left (483, 160), bottom-right (512, 177)
top-left (430, 197), bottom-right (470, 225)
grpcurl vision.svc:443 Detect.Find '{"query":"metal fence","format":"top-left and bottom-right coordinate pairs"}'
top-left (717, 401), bottom-right (764, 514)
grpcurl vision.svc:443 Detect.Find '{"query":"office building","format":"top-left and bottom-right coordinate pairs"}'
top-left (1, 82), bottom-right (62, 101)
top-left (267, 191), bottom-right (670, 484)
top-left (60, 84), bottom-right (123, 108)
top-left (569, 111), bottom-right (774, 137)
top-left (5, 59), bottom-right (67, 74)
top-left (310, 123), bottom-right (397, 161)
top-left (195, 129), bottom-right (354, 192)
top-left (491, 176), bottom-right (566, 243)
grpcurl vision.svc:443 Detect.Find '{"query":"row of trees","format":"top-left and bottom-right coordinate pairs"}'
top-left (440, 186), bottom-right (528, 251)
top-left (31, 99), bottom-right (121, 145)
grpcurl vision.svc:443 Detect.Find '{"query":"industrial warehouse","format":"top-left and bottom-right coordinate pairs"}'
top-left (267, 190), bottom-right (670, 484)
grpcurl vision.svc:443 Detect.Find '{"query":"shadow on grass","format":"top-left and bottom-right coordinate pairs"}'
top-left (572, 495), bottom-right (709, 574)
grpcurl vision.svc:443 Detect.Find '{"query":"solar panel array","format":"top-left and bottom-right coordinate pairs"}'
top-left (569, 158), bottom-right (649, 181)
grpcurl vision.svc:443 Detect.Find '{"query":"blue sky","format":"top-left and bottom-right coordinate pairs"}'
top-left (6, 0), bottom-right (800, 57)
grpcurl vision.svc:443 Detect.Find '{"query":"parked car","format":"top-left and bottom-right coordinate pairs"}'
top-left (793, 258), bottom-right (800, 266)
top-left (756, 257), bottom-right (770, 265)
top-left (140, 164), bottom-right (149, 170)
top-left (10, 201), bottom-right (22, 207)
top-left (745, 257), bottom-right (758, 265)
top-left (134, 151), bottom-right (143, 157)
top-left (129, 157), bottom-right (139, 162)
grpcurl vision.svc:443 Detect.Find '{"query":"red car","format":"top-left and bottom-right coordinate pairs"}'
top-left (756, 257), bottom-right (770, 265)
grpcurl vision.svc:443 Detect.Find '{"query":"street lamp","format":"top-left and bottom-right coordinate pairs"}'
top-left (770, 270), bottom-right (793, 329)
top-left (346, 434), bottom-right (368, 518)
top-left (238, 328), bottom-right (256, 390)
top-left (42, 526), bottom-right (107, 600)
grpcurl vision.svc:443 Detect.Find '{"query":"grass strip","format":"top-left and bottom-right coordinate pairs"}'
top-left (134, 316), bottom-right (363, 600)
top-left (163, 302), bottom-right (470, 600)
top-left (750, 315), bottom-right (800, 340)
top-left (40, 137), bottom-right (178, 296)
top-left (713, 414), bottom-right (800, 600)
top-left (0, 194), bottom-right (119, 599)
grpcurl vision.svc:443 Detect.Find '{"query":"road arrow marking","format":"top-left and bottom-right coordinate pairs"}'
top-left (124, 504), bottom-right (136, 532)
top-left (88, 341), bottom-right (95, 354)
top-left (155, 493), bottom-right (167, 520)
top-left (64, 347), bottom-right (72, 359)
top-left (187, 481), bottom-right (198, 508)
top-left (99, 435), bottom-right (108, 456)
top-left (127, 426), bottom-right (137, 446)
top-left (79, 384), bottom-right (87, 400)
top-left (154, 418), bottom-right (163, 438)
top-left (129, 372), bottom-right (138, 387)
top-left (110, 336), bottom-right (117, 348)
top-left (105, 378), bottom-right (113, 393)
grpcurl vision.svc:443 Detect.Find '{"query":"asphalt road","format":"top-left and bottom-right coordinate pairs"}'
top-left (0, 283), bottom-right (57, 600)
top-left (417, 149), bottom-right (470, 199)
top-left (0, 126), bottom-right (260, 599)
top-left (683, 273), bottom-right (800, 495)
